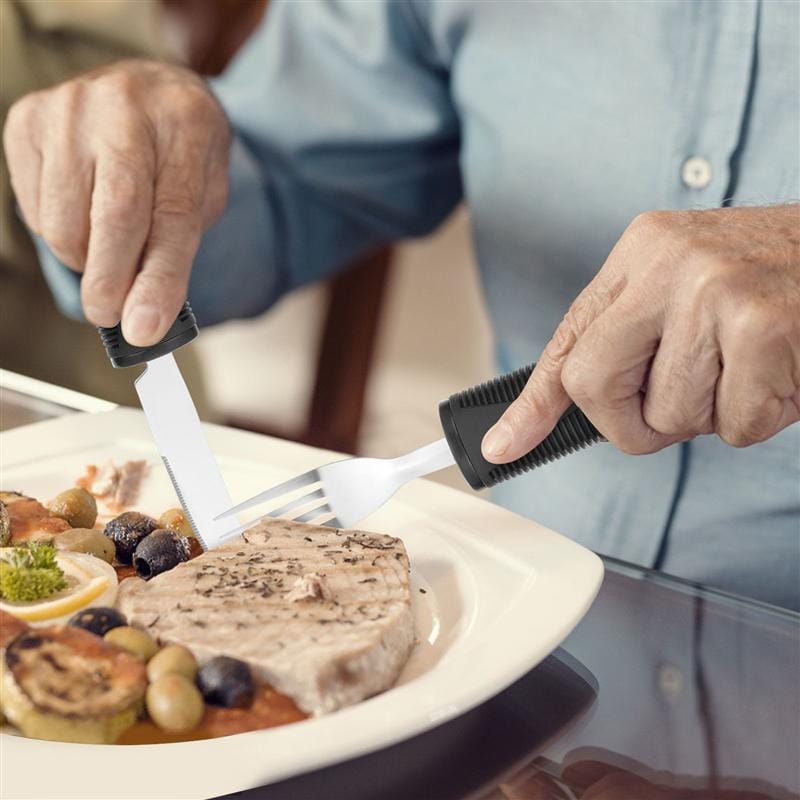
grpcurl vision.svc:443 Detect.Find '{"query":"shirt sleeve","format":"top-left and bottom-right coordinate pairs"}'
top-left (38, 0), bottom-right (462, 327)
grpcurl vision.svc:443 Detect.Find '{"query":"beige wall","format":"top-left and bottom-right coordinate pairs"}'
top-left (196, 207), bottom-right (494, 489)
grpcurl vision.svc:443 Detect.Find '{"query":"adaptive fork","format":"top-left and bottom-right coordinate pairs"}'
top-left (214, 363), bottom-right (604, 541)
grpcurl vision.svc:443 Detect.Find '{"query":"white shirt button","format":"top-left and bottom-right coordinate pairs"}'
top-left (681, 156), bottom-right (712, 189)
top-left (657, 663), bottom-right (684, 702)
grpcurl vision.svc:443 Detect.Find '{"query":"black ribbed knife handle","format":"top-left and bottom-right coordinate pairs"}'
top-left (439, 363), bottom-right (603, 490)
top-left (97, 301), bottom-right (198, 368)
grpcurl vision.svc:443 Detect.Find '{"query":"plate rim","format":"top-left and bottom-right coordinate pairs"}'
top-left (1, 408), bottom-right (604, 799)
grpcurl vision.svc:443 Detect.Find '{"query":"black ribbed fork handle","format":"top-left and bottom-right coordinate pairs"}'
top-left (438, 363), bottom-right (603, 490)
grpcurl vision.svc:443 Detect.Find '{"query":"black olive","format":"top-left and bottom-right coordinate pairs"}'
top-left (68, 606), bottom-right (127, 637)
top-left (134, 529), bottom-right (190, 579)
top-left (104, 511), bottom-right (157, 564)
top-left (197, 656), bottom-right (255, 708)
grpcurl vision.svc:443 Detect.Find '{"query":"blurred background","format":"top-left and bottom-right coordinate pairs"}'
top-left (0, 0), bottom-right (494, 489)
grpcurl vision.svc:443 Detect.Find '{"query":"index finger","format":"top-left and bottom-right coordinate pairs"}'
top-left (482, 267), bottom-right (628, 463)
top-left (81, 151), bottom-right (153, 328)
top-left (120, 159), bottom-right (204, 346)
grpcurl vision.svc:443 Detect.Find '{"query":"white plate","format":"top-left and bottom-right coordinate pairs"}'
top-left (0, 408), bottom-right (603, 800)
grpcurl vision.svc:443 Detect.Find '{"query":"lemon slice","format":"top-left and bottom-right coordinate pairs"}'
top-left (2, 576), bottom-right (109, 623)
top-left (0, 552), bottom-right (118, 625)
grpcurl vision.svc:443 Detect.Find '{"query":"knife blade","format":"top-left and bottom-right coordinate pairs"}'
top-left (98, 302), bottom-right (235, 551)
top-left (134, 353), bottom-right (233, 551)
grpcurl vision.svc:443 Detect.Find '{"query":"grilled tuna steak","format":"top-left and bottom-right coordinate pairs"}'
top-left (117, 520), bottom-right (414, 715)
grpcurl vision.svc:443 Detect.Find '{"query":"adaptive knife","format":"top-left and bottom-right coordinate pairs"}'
top-left (98, 302), bottom-right (233, 551)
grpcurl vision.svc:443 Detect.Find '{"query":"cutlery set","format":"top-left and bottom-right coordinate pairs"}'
top-left (99, 303), bottom-right (603, 550)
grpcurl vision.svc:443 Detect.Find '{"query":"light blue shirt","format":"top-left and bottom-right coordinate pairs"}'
top-left (39, 0), bottom-right (800, 609)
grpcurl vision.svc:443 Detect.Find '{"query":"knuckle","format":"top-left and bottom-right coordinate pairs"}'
top-left (561, 353), bottom-right (596, 404)
top-left (82, 271), bottom-right (123, 307)
top-left (39, 216), bottom-right (86, 268)
top-left (615, 436), bottom-right (653, 456)
top-left (691, 256), bottom-right (736, 301)
top-left (728, 301), bottom-right (791, 348)
top-left (643, 403), bottom-right (696, 437)
top-left (154, 192), bottom-right (203, 222)
top-left (549, 317), bottom-right (577, 360)
top-left (4, 94), bottom-right (35, 137)
top-left (133, 268), bottom-right (186, 307)
top-left (92, 167), bottom-right (147, 224)
top-left (627, 210), bottom-right (674, 240)
top-left (97, 69), bottom-right (141, 102)
top-left (643, 407), bottom-right (681, 436)
top-left (51, 81), bottom-right (86, 118)
top-left (172, 84), bottom-right (219, 124)
top-left (717, 409), bottom-right (771, 448)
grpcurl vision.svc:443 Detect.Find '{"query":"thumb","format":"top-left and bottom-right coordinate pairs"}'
top-left (481, 344), bottom-right (573, 464)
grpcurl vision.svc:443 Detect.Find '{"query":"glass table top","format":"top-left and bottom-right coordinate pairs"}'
top-left (1, 369), bottom-right (798, 800)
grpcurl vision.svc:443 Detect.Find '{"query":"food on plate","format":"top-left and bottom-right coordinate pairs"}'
top-left (1, 492), bottom-right (70, 542)
top-left (1, 479), bottom-right (416, 745)
top-left (0, 543), bottom-right (66, 602)
top-left (118, 519), bottom-right (414, 716)
top-left (133, 528), bottom-right (190, 579)
top-left (104, 626), bottom-right (159, 662)
top-left (104, 511), bottom-right (158, 564)
top-left (0, 617), bottom-right (147, 743)
top-left (55, 527), bottom-right (116, 563)
top-left (1, 610), bottom-right (28, 658)
top-left (197, 656), bottom-right (255, 709)
top-left (47, 488), bottom-right (97, 529)
top-left (157, 507), bottom-right (194, 538)
top-left (146, 673), bottom-right (205, 733)
top-left (78, 459), bottom-right (150, 510)
top-left (0, 501), bottom-right (10, 546)
top-left (69, 606), bottom-right (127, 637)
top-left (0, 546), bottom-right (118, 624)
top-left (146, 644), bottom-right (198, 683)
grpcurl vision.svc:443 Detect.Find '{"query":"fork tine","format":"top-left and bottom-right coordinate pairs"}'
top-left (317, 515), bottom-right (343, 529)
top-left (267, 488), bottom-right (326, 519)
top-left (214, 469), bottom-right (320, 520)
top-left (294, 503), bottom-right (333, 524)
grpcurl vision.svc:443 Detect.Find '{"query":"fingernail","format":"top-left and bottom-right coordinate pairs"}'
top-left (84, 305), bottom-right (119, 328)
top-left (482, 421), bottom-right (513, 458)
top-left (123, 305), bottom-right (162, 345)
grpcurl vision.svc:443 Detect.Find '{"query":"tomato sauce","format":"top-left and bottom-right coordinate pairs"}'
top-left (116, 683), bottom-right (307, 744)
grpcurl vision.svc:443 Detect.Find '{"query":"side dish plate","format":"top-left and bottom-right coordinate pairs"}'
top-left (1, 408), bottom-right (603, 800)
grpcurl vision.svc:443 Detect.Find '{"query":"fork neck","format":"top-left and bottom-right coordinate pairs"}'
top-left (390, 438), bottom-right (455, 484)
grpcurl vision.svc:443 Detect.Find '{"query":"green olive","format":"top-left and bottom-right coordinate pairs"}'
top-left (147, 645), bottom-right (198, 683)
top-left (48, 488), bottom-right (97, 529)
top-left (55, 528), bottom-right (115, 564)
top-left (104, 626), bottom-right (159, 662)
top-left (146, 674), bottom-right (205, 733)
top-left (157, 508), bottom-right (194, 538)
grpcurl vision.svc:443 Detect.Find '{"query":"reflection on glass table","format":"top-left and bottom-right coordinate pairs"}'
top-left (1, 370), bottom-right (798, 800)
top-left (487, 561), bottom-right (800, 800)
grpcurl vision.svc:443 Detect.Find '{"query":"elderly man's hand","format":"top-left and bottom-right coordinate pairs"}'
top-left (482, 205), bottom-right (800, 462)
top-left (3, 59), bottom-right (231, 345)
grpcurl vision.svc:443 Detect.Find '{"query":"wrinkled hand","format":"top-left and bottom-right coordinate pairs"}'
top-left (482, 205), bottom-right (800, 462)
top-left (3, 59), bottom-right (231, 345)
